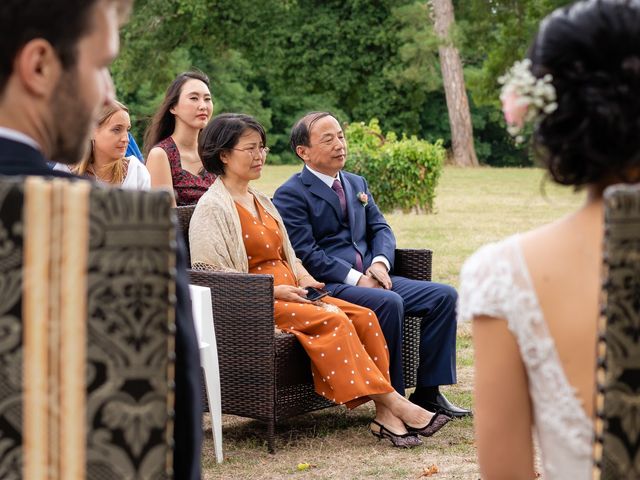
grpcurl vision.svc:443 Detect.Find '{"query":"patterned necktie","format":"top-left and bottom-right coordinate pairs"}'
top-left (331, 178), bottom-right (363, 272)
top-left (331, 178), bottom-right (347, 219)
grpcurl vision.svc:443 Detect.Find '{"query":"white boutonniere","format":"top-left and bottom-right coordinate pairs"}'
top-left (357, 192), bottom-right (368, 206)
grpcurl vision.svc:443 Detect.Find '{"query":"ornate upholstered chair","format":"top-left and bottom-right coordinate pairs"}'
top-left (593, 184), bottom-right (640, 479)
top-left (0, 177), bottom-right (176, 479)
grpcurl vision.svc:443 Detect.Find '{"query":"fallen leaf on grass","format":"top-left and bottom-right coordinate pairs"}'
top-left (419, 464), bottom-right (439, 477)
top-left (296, 462), bottom-right (317, 471)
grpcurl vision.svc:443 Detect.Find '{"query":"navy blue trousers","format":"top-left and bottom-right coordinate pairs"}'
top-left (327, 276), bottom-right (458, 394)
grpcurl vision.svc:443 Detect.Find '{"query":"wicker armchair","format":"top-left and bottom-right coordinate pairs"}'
top-left (177, 204), bottom-right (433, 452)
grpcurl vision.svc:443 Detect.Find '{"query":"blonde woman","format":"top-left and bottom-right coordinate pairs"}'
top-left (56, 100), bottom-right (150, 189)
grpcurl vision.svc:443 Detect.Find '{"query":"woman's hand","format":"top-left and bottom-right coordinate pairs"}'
top-left (298, 274), bottom-right (325, 290)
top-left (274, 285), bottom-right (312, 303)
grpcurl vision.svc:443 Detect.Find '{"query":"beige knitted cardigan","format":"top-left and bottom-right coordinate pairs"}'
top-left (189, 177), bottom-right (311, 281)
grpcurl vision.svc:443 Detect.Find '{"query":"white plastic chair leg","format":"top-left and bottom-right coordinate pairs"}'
top-left (200, 342), bottom-right (223, 463)
top-left (189, 284), bottom-right (223, 463)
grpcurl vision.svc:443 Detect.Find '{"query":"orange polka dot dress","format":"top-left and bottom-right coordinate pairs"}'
top-left (236, 199), bottom-right (394, 408)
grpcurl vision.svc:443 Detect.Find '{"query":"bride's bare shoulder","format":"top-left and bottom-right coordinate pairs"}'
top-left (519, 212), bottom-right (580, 254)
top-left (519, 203), bottom-right (603, 283)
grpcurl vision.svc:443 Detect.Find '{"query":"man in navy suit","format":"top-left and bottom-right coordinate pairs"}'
top-left (0, 1), bottom-right (202, 478)
top-left (273, 112), bottom-right (471, 417)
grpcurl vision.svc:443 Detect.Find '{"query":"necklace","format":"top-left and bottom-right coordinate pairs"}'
top-left (89, 165), bottom-right (113, 184)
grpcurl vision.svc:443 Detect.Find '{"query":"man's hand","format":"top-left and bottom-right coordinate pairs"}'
top-left (366, 262), bottom-right (392, 289)
top-left (357, 274), bottom-right (383, 289)
top-left (274, 285), bottom-right (311, 303)
top-left (298, 275), bottom-right (326, 290)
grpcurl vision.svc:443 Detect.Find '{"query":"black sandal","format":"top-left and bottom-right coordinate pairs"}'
top-left (369, 420), bottom-right (422, 448)
top-left (405, 412), bottom-right (452, 438)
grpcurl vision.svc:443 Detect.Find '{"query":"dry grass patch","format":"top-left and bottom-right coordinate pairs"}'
top-left (202, 404), bottom-right (477, 480)
top-left (203, 331), bottom-right (476, 479)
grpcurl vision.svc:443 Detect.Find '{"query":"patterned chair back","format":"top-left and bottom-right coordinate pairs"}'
top-left (0, 176), bottom-right (176, 480)
top-left (593, 183), bottom-right (640, 479)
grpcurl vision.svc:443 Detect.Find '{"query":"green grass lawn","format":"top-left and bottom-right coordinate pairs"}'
top-left (202, 165), bottom-right (585, 479)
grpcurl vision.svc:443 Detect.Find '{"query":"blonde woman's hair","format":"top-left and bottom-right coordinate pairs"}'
top-left (74, 100), bottom-right (130, 185)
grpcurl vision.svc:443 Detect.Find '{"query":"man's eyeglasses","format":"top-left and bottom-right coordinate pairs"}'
top-left (232, 146), bottom-right (270, 157)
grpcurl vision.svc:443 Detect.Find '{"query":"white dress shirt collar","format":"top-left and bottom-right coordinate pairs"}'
top-left (304, 164), bottom-right (342, 188)
top-left (0, 127), bottom-right (41, 152)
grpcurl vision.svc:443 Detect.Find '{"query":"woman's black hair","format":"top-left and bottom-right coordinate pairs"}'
top-left (143, 70), bottom-right (210, 157)
top-left (199, 113), bottom-right (267, 176)
top-left (529, 0), bottom-right (640, 187)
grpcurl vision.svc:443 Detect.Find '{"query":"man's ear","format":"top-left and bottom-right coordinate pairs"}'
top-left (15, 39), bottom-right (62, 98)
top-left (296, 145), bottom-right (309, 162)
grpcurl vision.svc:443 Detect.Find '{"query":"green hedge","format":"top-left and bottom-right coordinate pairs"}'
top-left (346, 119), bottom-right (445, 213)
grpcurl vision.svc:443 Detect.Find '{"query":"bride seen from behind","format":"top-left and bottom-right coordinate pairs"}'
top-left (458, 1), bottom-right (640, 479)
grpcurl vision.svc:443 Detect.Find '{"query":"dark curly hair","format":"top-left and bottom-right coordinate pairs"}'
top-left (529, 0), bottom-right (640, 187)
top-left (199, 113), bottom-right (267, 176)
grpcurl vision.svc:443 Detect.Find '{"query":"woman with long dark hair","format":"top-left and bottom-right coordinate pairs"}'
top-left (144, 71), bottom-right (216, 206)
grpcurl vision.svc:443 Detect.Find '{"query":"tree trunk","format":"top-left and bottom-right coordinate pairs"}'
top-left (430, 0), bottom-right (479, 167)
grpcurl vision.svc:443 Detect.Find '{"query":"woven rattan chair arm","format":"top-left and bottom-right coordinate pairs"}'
top-left (394, 248), bottom-right (432, 389)
top-left (187, 268), bottom-right (277, 417)
top-left (187, 269), bottom-right (275, 344)
top-left (394, 248), bottom-right (433, 282)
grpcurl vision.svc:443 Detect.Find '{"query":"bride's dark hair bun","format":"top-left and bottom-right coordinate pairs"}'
top-left (529, 0), bottom-right (640, 187)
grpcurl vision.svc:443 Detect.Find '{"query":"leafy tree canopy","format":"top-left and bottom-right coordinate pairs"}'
top-left (113, 0), bottom-right (571, 166)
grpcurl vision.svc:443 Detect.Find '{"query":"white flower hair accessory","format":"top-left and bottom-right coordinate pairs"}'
top-left (498, 58), bottom-right (558, 142)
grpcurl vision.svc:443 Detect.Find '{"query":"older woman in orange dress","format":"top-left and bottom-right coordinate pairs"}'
top-left (189, 113), bottom-right (451, 447)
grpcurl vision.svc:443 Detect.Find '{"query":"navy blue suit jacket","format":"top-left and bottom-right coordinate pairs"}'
top-left (273, 166), bottom-right (395, 282)
top-left (0, 137), bottom-right (202, 480)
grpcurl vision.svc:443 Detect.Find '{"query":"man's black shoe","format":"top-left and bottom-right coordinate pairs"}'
top-left (409, 391), bottom-right (472, 418)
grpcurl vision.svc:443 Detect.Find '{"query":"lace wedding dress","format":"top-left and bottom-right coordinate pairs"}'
top-left (458, 235), bottom-right (593, 479)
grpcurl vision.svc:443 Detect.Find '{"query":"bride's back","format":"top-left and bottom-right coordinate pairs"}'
top-left (466, 1), bottom-right (640, 478)
top-left (520, 200), bottom-right (603, 419)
